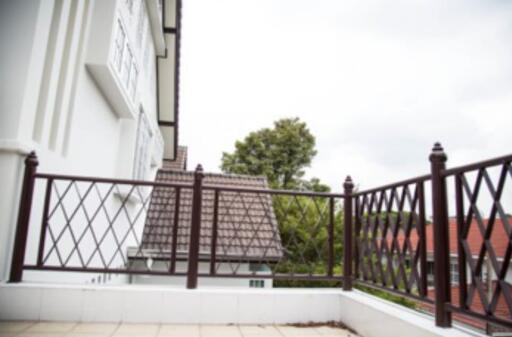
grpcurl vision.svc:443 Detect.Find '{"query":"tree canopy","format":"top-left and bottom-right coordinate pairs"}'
top-left (221, 118), bottom-right (318, 189)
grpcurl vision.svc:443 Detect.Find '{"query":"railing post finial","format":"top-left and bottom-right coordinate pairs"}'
top-left (26, 151), bottom-right (38, 164)
top-left (430, 142), bottom-right (447, 162)
top-left (429, 142), bottom-right (452, 327)
top-left (343, 175), bottom-right (354, 291)
top-left (344, 175), bottom-right (354, 191)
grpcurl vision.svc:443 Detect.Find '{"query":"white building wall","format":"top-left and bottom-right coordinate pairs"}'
top-left (0, 0), bottom-right (174, 283)
top-left (130, 261), bottom-right (274, 288)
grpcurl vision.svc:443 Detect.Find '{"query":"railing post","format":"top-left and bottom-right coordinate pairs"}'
top-left (186, 164), bottom-right (204, 289)
top-left (9, 151), bottom-right (38, 283)
top-left (343, 176), bottom-right (354, 291)
top-left (429, 143), bottom-right (452, 327)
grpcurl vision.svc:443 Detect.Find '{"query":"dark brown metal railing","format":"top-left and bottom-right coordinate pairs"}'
top-left (441, 151), bottom-right (512, 330)
top-left (8, 144), bottom-right (512, 331)
top-left (353, 173), bottom-right (430, 303)
top-left (198, 181), bottom-right (346, 283)
top-left (11, 156), bottom-right (195, 280)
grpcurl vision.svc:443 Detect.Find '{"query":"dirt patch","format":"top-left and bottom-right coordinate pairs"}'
top-left (288, 321), bottom-right (358, 334)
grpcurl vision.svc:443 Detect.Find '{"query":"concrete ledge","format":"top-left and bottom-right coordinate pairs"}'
top-left (0, 283), bottom-right (484, 337)
top-left (340, 290), bottom-right (483, 337)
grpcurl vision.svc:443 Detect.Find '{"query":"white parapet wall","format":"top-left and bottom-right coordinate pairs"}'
top-left (0, 283), bottom-right (484, 337)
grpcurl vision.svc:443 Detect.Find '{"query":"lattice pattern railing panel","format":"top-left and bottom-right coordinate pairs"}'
top-left (450, 160), bottom-right (512, 323)
top-left (355, 180), bottom-right (429, 298)
top-left (208, 190), bottom-right (343, 279)
top-left (38, 178), bottom-right (188, 275)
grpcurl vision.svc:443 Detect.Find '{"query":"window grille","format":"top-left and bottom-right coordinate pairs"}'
top-left (133, 108), bottom-right (153, 180)
top-left (130, 63), bottom-right (138, 100)
top-left (249, 280), bottom-right (265, 288)
top-left (113, 19), bottom-right (126, 72)
top-left (123, 47), bottom-right (133, 89)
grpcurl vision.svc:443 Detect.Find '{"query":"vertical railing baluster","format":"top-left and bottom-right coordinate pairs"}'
top-left (170, 187), bottom-right (181, 274)
top-left (9, 151), bottom-right (39, 283)
top-left (354, 195), bottom-right (360, 279)
top-left (37, 177), bottom-right (53, 267)
top-left (186, 164), bottom-right (204, 289)
top-left (417, 180), bottom-right (428, 297)
top-left (210, 189), bottom-right (219, 275)
top-left (430, 142), bottom-right (452, 327)
top-left (343, 176), bottom-right (354, 291)
top-left (455, 173), bottom-right (468, 309)
top-left (327, 196), bottom-right (334, 277)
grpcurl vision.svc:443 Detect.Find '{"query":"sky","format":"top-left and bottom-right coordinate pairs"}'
top-left (179, 0), bottom-right (512, 194)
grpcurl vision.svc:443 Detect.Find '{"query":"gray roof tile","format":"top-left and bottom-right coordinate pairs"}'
top-left (136, 170), bottom-right (283, 261)
top-left (162, 146), bottom-right (187, 171)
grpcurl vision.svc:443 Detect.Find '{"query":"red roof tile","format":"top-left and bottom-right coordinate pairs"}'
top-left (422, 285), bottom-right (511, 331)
top-left (400, 216), bottom-right (511, 258)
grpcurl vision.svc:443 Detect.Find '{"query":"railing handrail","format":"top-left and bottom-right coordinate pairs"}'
top-left (354, 174), bottom-right (431, 196)
top-left (441, 152), bottom-right (512, 177)
top-left (202, 183), bottom-right (345, 198)
top-left (35, 172), bottom-right (194, 189)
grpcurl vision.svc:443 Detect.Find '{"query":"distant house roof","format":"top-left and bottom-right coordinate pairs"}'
top-left (401, 216), bottom-right (511, 258)
top-left (132, 169), bottom-right (283, 262)
top-left (423, 284), bottom-right (511, 331)
top-left (162, 146), bottom-right (187, 171)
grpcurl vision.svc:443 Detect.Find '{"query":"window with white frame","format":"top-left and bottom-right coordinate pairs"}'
top-left (130, 63), bottom-right (138, 100)
top-left (113, 19), bottom-right (126, 72)
top-left (427, 261), bottom-right (434, 275)
top-left (126, 0), bottom-right (134, 13)
top-left (110, 17), bottom-right (139, 103)
top-left (133, 108), bottom-right (152, 180)
top-left (450, 261), bottom-right (459, 284)
top-left (249, 280), bottom-right (265, 288)
top-left (123, 46), bottom-right (133, 89)
top-left (136, 2), bottom-right (146, 50)
top-left (144, 28), bottom-right (153, 76)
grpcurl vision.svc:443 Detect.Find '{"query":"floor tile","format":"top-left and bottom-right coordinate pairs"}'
top-left (17, 333), bottom-right (66, 337)
top-left (238, 325), bottom-right (281, 336)
top-left (0, 322), bottom-right (355, 337)
top-left (200, 325), bottom-right (241, 337)
top-left (64, 333), bottom-right (112, 337)
top-left (26, 322), bottom-right (77, 333)
top-left (112, 323), bottom-right (159, 337)
top-left (0, 332), bottom-right (19, 337)
top-left (72, 323), bottom-right (118, 334)
top-left (158, 324), bottom-right (199, 337)
top-left (0, 321), bottom-right (34, 333)
top-left (315, 327), bottom-right (350, 336)
top-left (276, 326), bottom-right (320, 336)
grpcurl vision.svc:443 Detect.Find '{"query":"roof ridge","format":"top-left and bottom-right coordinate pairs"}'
top-left (157, 169), bottom-right (268, 182)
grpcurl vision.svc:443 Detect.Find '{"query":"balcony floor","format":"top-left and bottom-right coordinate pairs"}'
top-left (0, 322), bottom-right (355, 337)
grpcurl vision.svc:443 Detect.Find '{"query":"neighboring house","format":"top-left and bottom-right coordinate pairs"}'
top-left (127, 147), bottom-right (284, 288)
top-left (0, 0), bottom-right (181, 282)
top-left (403, 217), bottom-right (512, 333)
top-left (404, 217), bottom-right (512, 286)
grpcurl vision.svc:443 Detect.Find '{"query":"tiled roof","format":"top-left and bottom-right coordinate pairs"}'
top-left (136, 170), bottom-right (283, 261)
top-left (162, 146), bottom-right (187, 171)
top-left (399, 217), bottom-right (511, 258)
top-left (423, 285), bottom-right (511, 331)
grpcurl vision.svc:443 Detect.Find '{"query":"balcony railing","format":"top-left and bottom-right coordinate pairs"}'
top-left (8, 143), bottom-right (512, 331)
